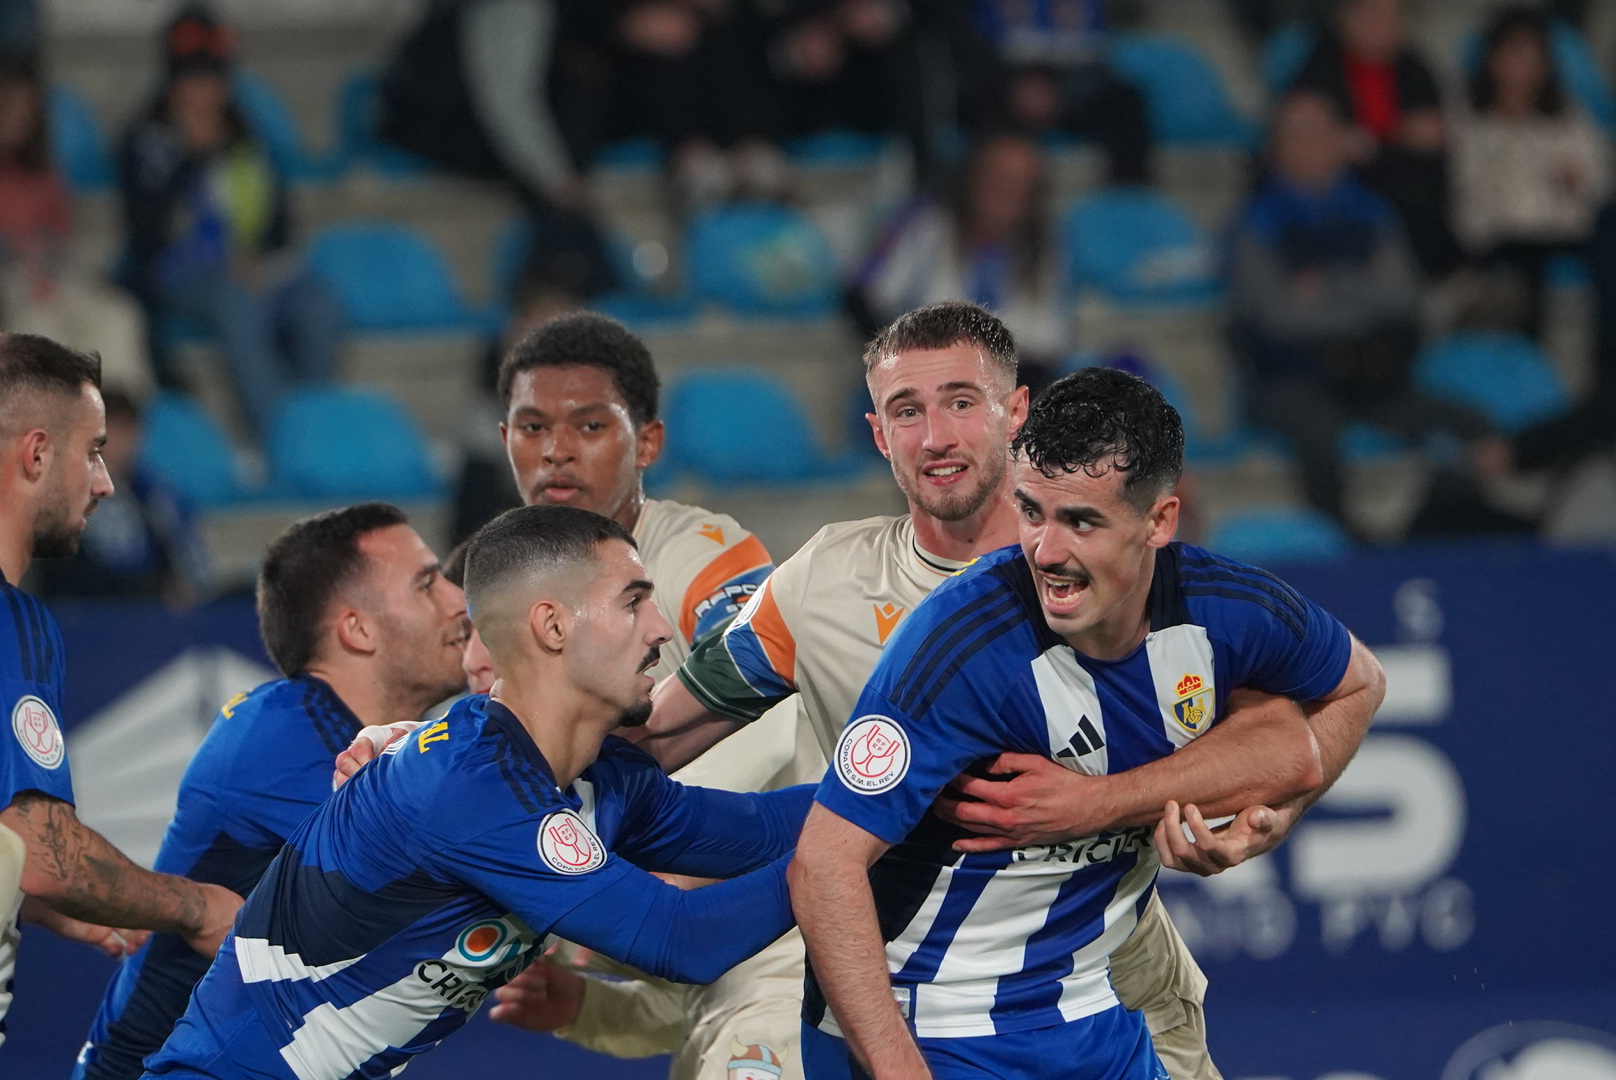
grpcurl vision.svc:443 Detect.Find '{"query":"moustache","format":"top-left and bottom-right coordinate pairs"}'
top-left (1036, 562), bottom-right (1091, 587)
top-left (638, 647), bottom-right (662, 673)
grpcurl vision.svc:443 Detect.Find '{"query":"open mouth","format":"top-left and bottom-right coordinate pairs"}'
top-left (1038, 569), bottom-right (1090, 615)
top-left (921, 462), bottom-right (969, 485)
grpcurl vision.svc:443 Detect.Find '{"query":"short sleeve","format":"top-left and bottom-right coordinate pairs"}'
top-left (813, 678), bottom-right (1013, 848)
top-left (0, 594), bottom-right (73, 807)
top-left (1231, 587), bottom-right (1353, 704)
top-left (678, 566), bottom-right (803, 724)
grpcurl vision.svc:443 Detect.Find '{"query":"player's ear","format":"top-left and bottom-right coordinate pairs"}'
top-left (332, 604), bottom-right (378, 657)
top-left (635, 419), bottom-right (665, 471)
top-left (1006, 383), bottom-right (1030, 435)
top-left (528, 598), bottom-right (569, 653)
top-left (866, 412), bottom-right (890, 460)
top-left (1144, 492), bottom-right (1180, 548)
top-left (19, 427), bottom-right (50, 483)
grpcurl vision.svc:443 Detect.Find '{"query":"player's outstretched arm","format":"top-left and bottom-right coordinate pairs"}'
top-left (937, 687), bottom-right (1324, 853)
top-left (790, 804), bottom-right (929, 1080)
top-left (2, 792), bottom-right (242, 956)
top-left (18, 895), bottom-right (148, 958)
top-left (492, 959), bottom-right (691, 1059)
top-left (616, 779), bottom-right (815, 879)
top-left (623, 668), bottom-right (747, 772)
top-left (332, 720), bottom-right (425, 787)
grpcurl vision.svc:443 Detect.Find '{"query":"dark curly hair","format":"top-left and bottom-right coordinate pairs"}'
top-left (863, 301), bottom-right (1017, 385)
top-left (498, 312), bottom-right (660, 426)
top-left (1011, 367), bottom-right (1183, 511)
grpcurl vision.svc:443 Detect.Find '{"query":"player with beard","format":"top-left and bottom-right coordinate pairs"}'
top-left (0, 333), bottom-right (241, 1048)
top-left (74, 503), bottom-right (473, 1079)
top-left (489, 303), bottom-right (1378, 1080)
top-left (143, 506), bottom-right (816, 1080)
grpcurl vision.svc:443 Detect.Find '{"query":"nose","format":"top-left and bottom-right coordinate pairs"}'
top-left (91, 456), bottom-right (115, 500)
top-left (921, 411), bottom-right (959, 456)
top-left (645, 603), bottom-right (674, 650)
top-left (542, 426), bottom-right (578, 465)
top-left (1030, 522), bottom-right (1065, 569)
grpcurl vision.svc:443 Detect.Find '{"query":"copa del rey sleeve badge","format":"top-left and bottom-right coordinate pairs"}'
top-left (835, 715), bottom-right (911, 794)
top-left (537, 810), bottom-right (606, 874)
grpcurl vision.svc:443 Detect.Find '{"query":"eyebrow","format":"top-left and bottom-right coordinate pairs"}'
top-left (621, 578), bottom-right (654, 597)
top-left (882, 381), bottom-right (985, 409)
top-left (413, 561), bottom-right (442, 585)
top-left (1015, 489), bottom-right (1108, 527)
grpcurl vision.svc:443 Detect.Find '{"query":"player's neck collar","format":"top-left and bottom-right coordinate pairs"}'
top-left (482, 696), bottom-right (559, 787)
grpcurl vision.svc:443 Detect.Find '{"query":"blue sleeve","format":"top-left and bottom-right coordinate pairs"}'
top-left (431, 822), bottom-right (795, 985)
top-left (813, 678), bottom-right (1016, 847)
top-left (1232, 587), bottom-right (1353, 703)
top-left (0, 596), bottom-right (73, 807)
top-left (616, 781), bottom-right (813, 878)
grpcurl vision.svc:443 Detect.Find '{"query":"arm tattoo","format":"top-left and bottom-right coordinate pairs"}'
top-left (5, 792), bottom-right (207, 935)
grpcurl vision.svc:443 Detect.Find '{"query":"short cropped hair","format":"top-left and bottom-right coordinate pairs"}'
top-left (862, 301), bottom-right (1018, 385)
top-left (497, 312), bottom-right (660, 426)
top-left (257, 502), bottom-right (409, 677)
top-left (0, 333), bottom-right (102, 434)
top-left (1011, 367), bottom-right (1184, 511)
top-left (463, 505), bottom-right (636, 618)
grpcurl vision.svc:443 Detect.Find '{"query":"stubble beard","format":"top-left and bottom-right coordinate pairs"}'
top-left (894, 451), bottom-right (1007, 524)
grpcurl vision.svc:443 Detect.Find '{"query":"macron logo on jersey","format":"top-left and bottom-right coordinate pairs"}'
top-left (537, 810), bottom-right (606, 874)
top-left (835, 716), bottom-right (910, 793)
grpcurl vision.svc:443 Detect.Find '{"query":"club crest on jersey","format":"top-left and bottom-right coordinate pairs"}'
top-left (12, 695), bottom-right (63, 769)
top-left (728, 1038), bottom-right (784, 1079)
top-left (835, 716), bottom-right (910, 793)
top-left (537, 810), bottom-right (606, 875)
top-left (1172, 673), bottom-right (1213, 735)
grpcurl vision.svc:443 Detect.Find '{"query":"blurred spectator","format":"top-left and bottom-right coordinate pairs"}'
top-left (1452, 5), bottom-right (1612, 339)
top-left (0, 55), bottom-right (152, 398)
top-left (1231, 90), bottom-right (1504, 532)
top-left (33, 389), bottom-right (210, 603)
top-left (1291, 0), bottom-right (1462, 276)
top-left (850, 132), bottom-right (1067, 380)
top-left (118, 7), bottom-right (344, 437)
top-left (763, 1), bottom-right (917, 144)
top-left (958, 0), bottom-right (1153, 185)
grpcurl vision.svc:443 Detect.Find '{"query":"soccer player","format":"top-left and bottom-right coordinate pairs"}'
top-left (337, 312), bottom-right (808, 1079)
top-left (541, 303), bottom-right (1324, 1080)
top-left (0, 333), bottom-right (242, 1046)
top-left (789, 369), bottom-right (1384, 1079)
top-left (143, 506), bottom-right (814, 1080)
top-left (74, 503), bottom-right (472, 1079)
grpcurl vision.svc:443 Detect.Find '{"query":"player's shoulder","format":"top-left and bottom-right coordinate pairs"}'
top-left (793, 514), bottom-right (906, 562)
top-left (580, 735), bottom-right (666, 791)
top-left (637, 498), bottom-right (753, 556)
top-left (0, 576), bottom-right (63, 686)
top-left (1155, 542), bottom-right (1314, 641)
top-left (374, 695), bottom-right (568, 837)
top-left (193, 675), bottom-right (357, 771)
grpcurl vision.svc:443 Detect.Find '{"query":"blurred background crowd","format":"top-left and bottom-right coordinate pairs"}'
top-left (10, 0), bottom-right (1616, 603)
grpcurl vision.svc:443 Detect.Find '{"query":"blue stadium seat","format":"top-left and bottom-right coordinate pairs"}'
top-left (266, 387), bottom-right (442, 500)
top-left (594, 137), bottom-right (665, 172)
top-left (782, 130), bottom-right (892, 166)
top-left (685, 203), bottom-right (840, 317)
top-left (663, 370), bottom-right (861, 485)
top-left (232, 69), bottom-right (335, 182)
top-left (139, 393), bottom-right (246, 507)
top-left (1261, 23), bottom-right (1315, 96)
top-left (1109, 33), bottom-right (1258, 145)
top-left (334, 69), bottom-right (431, 179)
top-left (1207, 507), bottom-right (1350, 565)
top-left (1413, 331), bottom-right (1571, 434)
top-left (307, 221), bottom-right (486, 332)
top-left (1061, 188), bottom-right (1220, 306)
top-left (1458, 20), bottom-right (1616, 132)
top-left (47, 83), bottom-right (112, 192)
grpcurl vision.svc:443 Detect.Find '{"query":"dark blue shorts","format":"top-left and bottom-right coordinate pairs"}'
top-left (801, 1005), bottom-right (1168, 1080)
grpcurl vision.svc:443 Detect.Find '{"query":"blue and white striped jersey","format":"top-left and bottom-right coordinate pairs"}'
top-left (76, 676), bottom-right (363, 1080)
top-left (809, 542), bottom-right (1350, 1039)
top-left (144, 694), bottom-right (811, 1080)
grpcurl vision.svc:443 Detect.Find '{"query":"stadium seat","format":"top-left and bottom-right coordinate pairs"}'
top-left (139, 393), bottom-right (248, 507)
top-left (1261, 23), bottom-right (1315, 96)
top-left (47, 83), bottom-right (112, 192)
top-left (594, 137), bottom-right (665, 172)
top-left (663, 370), bottom-right (861, 485)
top-left (1458, 20), bottom-right (1616, 132)
top-left (265, 387), bottom-right (442, 500)
top-left (685, 203), bottom-right (840, 317)
top-left (233, 69), bottom-right (337, 182)
top-left (1061, 188), bottom-right (1220, 306)
top-left (334, 69), bottom-right (431, 179)
top-left (1413, 331), bottom-right (1571, 435)
top-left (1109, 33), bottom-right (1258, 146)
top-left (307, 221), bottom-right (487, 332)
top-left (1207, 507), bottom-right (1351, 565)
top-left (781, 130), bottom-right (893, 166)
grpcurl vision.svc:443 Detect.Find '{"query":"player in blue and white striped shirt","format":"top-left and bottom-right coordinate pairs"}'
top-left (791, 369), bottom-right (1385, 1079)
top-left (144, 505), bottom-right (812, 1080)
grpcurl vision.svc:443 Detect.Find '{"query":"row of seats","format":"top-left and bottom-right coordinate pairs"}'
top-left (144, 327), bottom-right (1570, 512)
top-left (48, 30), bottom-right (1260, 196)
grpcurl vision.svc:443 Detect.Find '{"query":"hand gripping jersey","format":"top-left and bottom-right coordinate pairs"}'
top-left (75, 676), bottom-right (364, 1080)
top-left (0, 569), bottom-right (72, 1047)
top-left (807, 543), bottom-right (1351, 1040)
top-left (143, 695), bottom-right (811, 1080)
